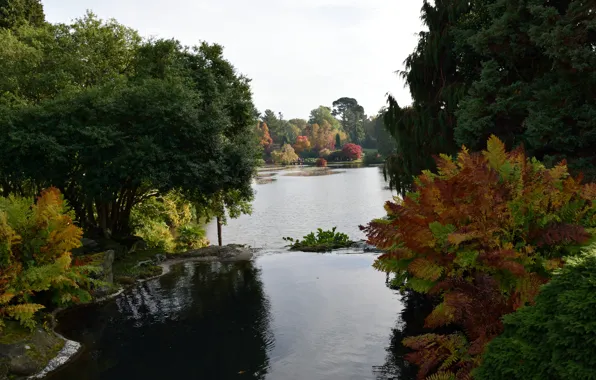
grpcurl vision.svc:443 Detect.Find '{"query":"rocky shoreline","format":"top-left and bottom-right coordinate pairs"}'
top-left (0, 244), bottom-right (255, 380)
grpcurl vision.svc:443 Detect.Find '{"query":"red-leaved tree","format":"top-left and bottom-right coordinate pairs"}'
top-left (342, 143), bottom-right (363, 160)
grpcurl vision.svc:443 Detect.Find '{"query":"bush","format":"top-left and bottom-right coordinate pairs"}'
top-left (283, 227), bottom-right (353, 252)
top-left (363, 152), bottom-right (384, 165)
top-left (319, 148), bottom-right (331, 158)
top-left (271, 144), bottom-right (299, 165)
top-left (342, 143), bottom-right (363, 160)
top-left (327, 150), bottom-right (347, 162)
top-left (303, 158), bottom-right (317, 165)
top-left (175, 224), bottom-right (209, 251)
top-left (315, 158), bottom-right (327, 167)
top-left (135, 221), bottom-right (175, 252)
top-left (476, 245), bottom-right (596, 380)
top-left (362, 136), bottom-right (596, 379)
top-left (0, 188), bottom-right (101, 330)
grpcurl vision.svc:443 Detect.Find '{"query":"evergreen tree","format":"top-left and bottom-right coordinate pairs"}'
top-left (383, 0), bottom-right (488, 195)
top-left (0, 0), bottom-right (45, 29)
top-left (456, 0), bottom-right (596, 180)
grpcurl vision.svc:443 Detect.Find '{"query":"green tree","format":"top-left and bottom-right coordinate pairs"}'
top-left (0, 0), bottom-right (44, 29)
top-left (335, 133), bottom-right (341, 149)
top-left (476, 245), bottom-right (596, 380)
top-left (271, 144), bottom-right (299, 165)
top-left (456, 0), bottom-right (596, 181)
top-left (0, 17), bottom-right (259, 238)
top-left (383, 0), bottom-right (489, 196)
top-left (308, 106), bottom-right (341, 131)
top-left (332, 97), bottom-right (366, 144)
top-left (196, 190), bottom-right (253, 246)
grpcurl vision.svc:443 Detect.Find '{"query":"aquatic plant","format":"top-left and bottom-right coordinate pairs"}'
top-left (283, 227), bottom-right (353, 252)
top-left (362, 136), bottom-right (596, 379)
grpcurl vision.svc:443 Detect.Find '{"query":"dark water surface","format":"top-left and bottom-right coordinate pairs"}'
top-left (48, 167), bottom-right (412, 380)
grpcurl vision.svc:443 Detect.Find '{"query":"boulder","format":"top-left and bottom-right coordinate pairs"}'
top-left (0, 322), bottom-right (64, 378)
top-left (178, 244), bottom-right (254, 261)
top-left (351, 240), bottom-right (381, 253)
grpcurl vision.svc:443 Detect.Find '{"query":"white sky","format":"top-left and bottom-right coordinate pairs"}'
top-left (42, 0), bottom-right (424, 119)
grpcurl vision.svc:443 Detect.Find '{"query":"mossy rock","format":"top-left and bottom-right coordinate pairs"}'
top-left (0, 321), bottom-right (64, 378)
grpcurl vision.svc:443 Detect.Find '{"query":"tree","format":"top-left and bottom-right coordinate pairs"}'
top-left (309, 121), bottom-right (336, 152)
top-left (342, 143), bottom-right (363, 160)
top-left (0, 0), bottom-right (45, 29)
top-left (308, 106), bottom-right (341, 130)
top-left (257, 122), bottom-right (273, 153)
top-left (0, 16), bottom-right (259, 238)
top-left (382, 0), bottom-right (488, 196)
top-left (293, 136), bottom-right (311, 154)
top-left (455, 0), bottom-right (596, 181)
top-left (271, 144), bottom-right (299, 165)
top-left (332, 97), bottom-right (366, 144)
top-left (476, 246), bottom-right (596, 380)
top-left (335, 134), bottom-right (341, 150)
top-left (196, 190), bottom-right (253, 247)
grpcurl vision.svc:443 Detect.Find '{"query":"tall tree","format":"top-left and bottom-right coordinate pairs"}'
top-left (383, 0), bottom-right (488, 195)
top-left (308, 106), bottom-right (341, 131)
top-left (332, 97), bottom-right (366, 144)
top-left (456, 0), bottom-right (596, 180)
top-left (0, 0), bottom-right (44, 29)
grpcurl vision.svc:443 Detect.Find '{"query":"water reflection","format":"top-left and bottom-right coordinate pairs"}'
top-left (48, 261), bottom-right (273, 380)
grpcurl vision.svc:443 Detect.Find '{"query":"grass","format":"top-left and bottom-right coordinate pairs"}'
top-left (0, 321), bottom-right (33, 345)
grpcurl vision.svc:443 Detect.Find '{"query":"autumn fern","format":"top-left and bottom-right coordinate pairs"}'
top-left (363, 136), bottom-right (596, 379)
top-left (0, 187), bottom-right (97, 330)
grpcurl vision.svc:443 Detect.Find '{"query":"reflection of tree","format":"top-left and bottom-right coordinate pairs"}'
top-left (48, 261), bottom-right (274, 380)
top-left (374, 290), bottom-right (456, 380)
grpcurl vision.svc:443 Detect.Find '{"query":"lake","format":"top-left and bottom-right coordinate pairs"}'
top-left (48, 167), bottom-right (411, 380)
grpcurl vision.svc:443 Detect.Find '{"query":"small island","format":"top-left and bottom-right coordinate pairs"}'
top-left (283, 227), bottom-right (354, 252)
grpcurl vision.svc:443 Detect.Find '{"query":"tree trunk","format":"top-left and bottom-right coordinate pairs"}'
top-left (217, 216), bottom-right (222, 246)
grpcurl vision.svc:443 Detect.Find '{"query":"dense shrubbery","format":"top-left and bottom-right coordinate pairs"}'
top-left (283, 227), bottom-right (353, 252)
top-left (271, 144), bottom-right (299, 165)
top-left (363, 152), bottom-right (384, 165)
top-left (0, 188), bottom-right (101, 330)
top-left (130, 192), bottom-right (208, 252)
top-left (475, 244), bottom-right (596, 380)
top-left (319, 149), bottom-right (331, 158)
top-left (342, 143), bottom-right (363, 160)
top-left (363, 136), bottom-right (596, 378)
top-left (315, 158), bottom-right (327, 167)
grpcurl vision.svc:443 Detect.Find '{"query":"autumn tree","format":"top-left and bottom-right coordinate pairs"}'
top-left (309, 121), bottom-right (337, 152)
top-left (257, 122), bottom-right (273, 153)
top-left (308, 106), bottom-right (341, 131)
top-left (293, 136), bottom-right (311, 154)
top-left (271, 144), bottom-right (299, 165)
top-left (342, 143), bottom-right (363, 160)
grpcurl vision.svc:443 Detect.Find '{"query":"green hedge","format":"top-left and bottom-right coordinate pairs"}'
top-left (475, 245), bottom-right (596, 380)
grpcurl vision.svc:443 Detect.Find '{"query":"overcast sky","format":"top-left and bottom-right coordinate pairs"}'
top-left (42, 0), bottom-right (424, 119)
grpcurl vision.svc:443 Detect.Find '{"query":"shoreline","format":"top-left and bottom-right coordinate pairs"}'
top-left (27, 246), bottom-right (255, 379)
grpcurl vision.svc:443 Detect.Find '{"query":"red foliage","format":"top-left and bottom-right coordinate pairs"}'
top-left (363, 136), bottom-right (596, 379)
top-left (342, 143), bottom-right (363, 160)
top-left (293, 135), bottom-right (311, 154)
top-left (315, 158), bottom-right (327, 167)
top-left (258, 122), bottom-right (273, 152)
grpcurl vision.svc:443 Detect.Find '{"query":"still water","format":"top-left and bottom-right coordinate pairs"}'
top-left (48, 167), bottom-right (406, 380)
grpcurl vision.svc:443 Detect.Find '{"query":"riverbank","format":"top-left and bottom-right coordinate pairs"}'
top-left (0, 244), bottom-right (255, 380)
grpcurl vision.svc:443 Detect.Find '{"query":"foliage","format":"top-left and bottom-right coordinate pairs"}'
top-left (257, 122), bottom-right (273, 153)
top-left (327, 150), bottom-right (348, 162)
top-left (271, 144), bottom-right (299, 165)
top-left (175, 224), bottom-right (209, 251)
top-left (307, 121), bottom-right (338, 152)
top-left (382, 0), bottom-right (489, 196)
top-left (363, 152), bottom-right (384, 166)
top-left (319, 148), bottom-right (331, 158)
top-left (456, 0), bottom-right (596, 181)
top-left (0, 188), bottom-right (101, 330)
top-left (308, 106), bottom-right (341, 131)
top-left (363, 136), bottom-right (596, 379)
top-left (332, 97), bottom-right (366, 144)
top-left (283, 227), bottom-right (353, 252)
top-left (315, 158), bottom-right (328, 168)
top-left (0, 13), bottom-right (259, 237)
top-left (293, 136), bottom-right (311, 154)
top-left (476, 245), bottom-right (596, 380)
top-left (303, 158), bottom-right (318, 165)
top-left (135, 221), bottom-right (175, 252)
top-left (0, 0), bottom-right (45, 29)
top-left (342, 143), bottom-right (363, 160)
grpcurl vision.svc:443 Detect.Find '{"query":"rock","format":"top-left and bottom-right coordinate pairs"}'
top-left (135, 260), bottom-right (154, 268)
top-left (81, 238), bottom-right (99, 250)
top-left (181, 244), bottom-right (254, 261)
top-left (0, 322), bottom-right (65, 378)
top-left (128, 239), bottom-right (148, 254)
top-left (154, 254), bottom-right (166, 263)
top-left (351, 240), bottom-right (381, 253)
